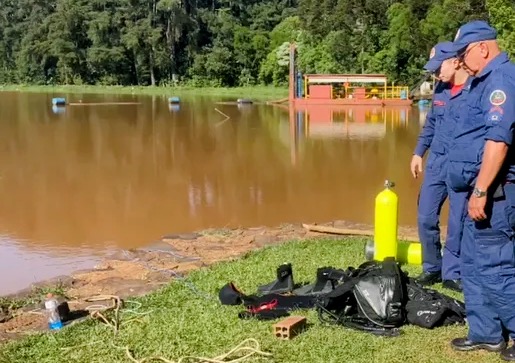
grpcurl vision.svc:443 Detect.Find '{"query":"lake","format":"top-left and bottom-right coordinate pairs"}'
top-left (0, 92), bottom-right (432, 295)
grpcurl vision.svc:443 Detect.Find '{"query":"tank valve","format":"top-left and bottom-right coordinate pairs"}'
top-left (384, 180), bottom-right (396, 189)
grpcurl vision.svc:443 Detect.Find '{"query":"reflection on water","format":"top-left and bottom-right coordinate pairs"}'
top-left (418, 106), bottom-right (429, 127)
top-left (0, 92), bottom-right (433, 294)
top-left (290, 106), bottom-right (409, 140)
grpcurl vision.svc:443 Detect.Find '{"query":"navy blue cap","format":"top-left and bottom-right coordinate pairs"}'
top-left (423, 42), bottom-right (458, 72)
top-left (450, 20), bottom-right (497, 52)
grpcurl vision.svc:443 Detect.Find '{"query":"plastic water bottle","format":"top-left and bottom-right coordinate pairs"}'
top-left (44, 293), bottom-right (63, 330)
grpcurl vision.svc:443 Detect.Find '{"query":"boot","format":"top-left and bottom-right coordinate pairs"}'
top-left (311, 267), bottom-right (336, 294)
top-left (294, 267), bottom-right (343, 296)
top-left (257, 263), bottom-right (294, 295)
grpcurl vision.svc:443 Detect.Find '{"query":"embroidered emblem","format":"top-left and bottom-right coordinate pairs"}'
top-left (487, 112), bottom-right (502, 122)
top-left (490, 90), bottom-right (507, 106)
top-left (430, 47), bottom-right (436, 59)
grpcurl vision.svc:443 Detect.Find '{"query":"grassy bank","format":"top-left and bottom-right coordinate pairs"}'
top-left (0, 284), bottom-right (67, 313)
top-left (0, 238), bottom-right (491, 363)
top-left (0, 85), bottom-right (288, 101)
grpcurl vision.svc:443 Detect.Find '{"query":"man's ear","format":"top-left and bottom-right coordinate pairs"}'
top-left (480, 42), bottom-right (490, 59)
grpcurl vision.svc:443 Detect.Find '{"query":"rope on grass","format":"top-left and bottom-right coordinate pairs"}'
top-left (84, 295), bottom-right (123, 335)
top-left (119, 338), bottom-right (272, 363)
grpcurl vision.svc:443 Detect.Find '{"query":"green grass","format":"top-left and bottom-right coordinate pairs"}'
top-left (0, 84), bottom-right (288, 100)
top-left (0, 238), bottom-right (498, 363)
top-left (1, 283), bottom-right (68, 312)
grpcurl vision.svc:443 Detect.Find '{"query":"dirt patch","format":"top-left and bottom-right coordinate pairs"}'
top-left (0, 220), bottom-right (424, 344)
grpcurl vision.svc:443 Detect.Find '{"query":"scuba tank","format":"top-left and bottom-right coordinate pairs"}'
top-left (365, 240), bottom-right (422, 265)
top-left (365, 180), bottom-right (422, 265)
top-left (374, 180), bottom-right (398, 261)
top-left (397, 240), bottom-right (422, 265)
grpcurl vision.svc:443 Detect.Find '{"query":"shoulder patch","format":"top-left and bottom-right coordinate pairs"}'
top-left (490, 90), bottom-right (506, 106)
top-left (487, 111), bottom-right (502, 123)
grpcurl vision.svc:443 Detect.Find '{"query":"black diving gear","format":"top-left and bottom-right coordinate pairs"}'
top-left (257, 263), bottom-right (294, 295)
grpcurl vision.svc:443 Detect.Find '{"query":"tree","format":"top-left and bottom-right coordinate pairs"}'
top-left (487, 0), bottom-right (515, 58)
top-left (87, 0), bottom-right (133, 85)
top-left (420, 0), bottom-right (471, 46)
top-left (0, 0), bottom-right (503, 87)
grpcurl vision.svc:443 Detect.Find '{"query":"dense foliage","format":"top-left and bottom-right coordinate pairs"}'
top-left (0, 0), bottom-right (513, 87)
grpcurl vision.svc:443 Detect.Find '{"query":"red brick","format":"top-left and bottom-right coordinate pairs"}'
top-left (273, 316), bottom-right (307, 340)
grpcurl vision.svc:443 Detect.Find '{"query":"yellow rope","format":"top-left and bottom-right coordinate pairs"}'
top-left (67, 297), bottom-right (272, 362)
top-left (121, 338), bottom-right (272, 363)
top-left (84, 295), bottom-right (122, 334)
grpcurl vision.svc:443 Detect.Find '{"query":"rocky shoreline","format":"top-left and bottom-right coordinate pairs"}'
top-left (0, 220), bottom-right (423, 343)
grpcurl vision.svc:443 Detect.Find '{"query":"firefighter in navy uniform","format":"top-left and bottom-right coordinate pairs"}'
top-left (411, 41), bottom-right (470, 292)
top-left (444, 21), bottom-right (515, 361)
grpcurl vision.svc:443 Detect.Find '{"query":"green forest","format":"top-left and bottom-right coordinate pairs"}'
top-left (0, 0), bottom-right (514, 88)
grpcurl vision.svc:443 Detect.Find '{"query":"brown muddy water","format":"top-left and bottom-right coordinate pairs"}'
top-left (0, 92), bottom-right (432, 295)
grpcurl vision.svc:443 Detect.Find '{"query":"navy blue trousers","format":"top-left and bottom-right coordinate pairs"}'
top-left (418, 152), bottom-right (467, 280)
top-left (461, 183), bottom-right (515, 343)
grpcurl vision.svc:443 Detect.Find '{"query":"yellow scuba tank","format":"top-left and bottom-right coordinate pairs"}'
top-left (365, 240), bottom-right (422, 265)
top-left (374, 180), bottom-right (398, 261)
top-left (396, 241), bottom-right (422, 265)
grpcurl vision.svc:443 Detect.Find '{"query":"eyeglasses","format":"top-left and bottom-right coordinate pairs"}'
top-left (457, 43), bottom-right (480, 62)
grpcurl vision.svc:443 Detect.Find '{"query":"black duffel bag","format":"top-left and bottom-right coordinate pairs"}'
top-left (405, 279), bottom-right (466, 329)
top-left (316, 258), bottom-right (466, 336)
top-left (316, 257), bottom-right (408, 336)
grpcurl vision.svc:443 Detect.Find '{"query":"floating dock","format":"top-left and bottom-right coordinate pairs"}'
top-left (288, 45), bottom-right (412, 107)
top-left (51, 97), bottom-right (142, 107)
top-left (68, 102), bottom-right (141, 106)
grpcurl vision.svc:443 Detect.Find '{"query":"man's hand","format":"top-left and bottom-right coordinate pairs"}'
top-left (410, 155), bottom-right (423, 179)
top-left (469, 141), bottom-right (508, 221)
top-left (468, 195), bottom-right (487, 221)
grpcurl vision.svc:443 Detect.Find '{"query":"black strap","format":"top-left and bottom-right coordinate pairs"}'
top-left (319, 276), bottom-right (359, 311)
top-left (244, 294), bottom-right (318, 310)
top-left (341, 318), bottom-right (401, 337)
top-left (316, 303), bottom-right (400, 337)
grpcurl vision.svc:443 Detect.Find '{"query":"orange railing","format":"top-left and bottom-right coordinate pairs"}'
top-left (330, 85), bottom-right (410, 100)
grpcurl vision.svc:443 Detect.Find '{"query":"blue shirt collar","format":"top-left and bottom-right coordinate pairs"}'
top-left (449, 76), bottom-right (473, 98)
top-left (476, 52), bottom-right (510, 79)
top-left (463, 76), bottom-right (473, 91)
